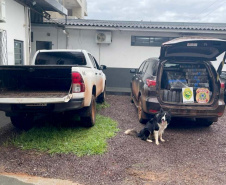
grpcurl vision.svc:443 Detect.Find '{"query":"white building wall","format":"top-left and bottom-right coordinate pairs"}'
top-left (67, 29), bottom-right (163, 68)
top-left (0, 0), bottom-right (29, 65)
top-left (34, 27), bottom-right (226, 68)
top-left (32, 27), bottom-right (174, 68)
top-left (30, 26), bottom-right (66, 62)
top-left (31, 25), bottom-right (226, 90)
top-left (31, 26), bottom-right (226, 68)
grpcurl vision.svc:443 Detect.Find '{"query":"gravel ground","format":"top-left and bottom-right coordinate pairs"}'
top-left (0, 95), bottom-right (226, 185)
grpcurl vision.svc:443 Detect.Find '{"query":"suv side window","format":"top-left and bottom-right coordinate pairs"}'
top-left (143, 59), bottom-right (158, 80)
top-left (142, 61), bottom-right (149, 73)
top-left (146, 59), bottom-right (158, 76)
top-left (138, 61), bottom-right (146, 73)
top-left (152, 60), bottom-right (158, 76)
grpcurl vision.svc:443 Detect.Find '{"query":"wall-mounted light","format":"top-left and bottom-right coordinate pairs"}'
top-left (63, 28), bottom-right (69, 37)
top-left (32, 1), bottom-right (36, 6)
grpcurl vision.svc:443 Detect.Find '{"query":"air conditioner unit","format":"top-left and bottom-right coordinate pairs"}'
top-left (96, 32), bottom-right (112, 44)
top-left (0, 0), bottom-right (6, 23)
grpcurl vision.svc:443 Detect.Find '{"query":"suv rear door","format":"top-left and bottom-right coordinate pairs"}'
top-left (132, 61), bottom-right (149, 100)
top-left (159, 37), bottom-right (226, 61)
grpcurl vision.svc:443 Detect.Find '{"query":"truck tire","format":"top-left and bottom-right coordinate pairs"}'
top-left (10, 114), bottom-right (34, 130)
top-left (97, 87), bottom-right (106, 103)
top-left (81, 95), bottom-right (96, 127)
top-left (138, 97), bottom-right (148, 124)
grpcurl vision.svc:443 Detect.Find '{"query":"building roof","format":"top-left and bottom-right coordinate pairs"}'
top-left (44, 19), bottom-right (226, 31)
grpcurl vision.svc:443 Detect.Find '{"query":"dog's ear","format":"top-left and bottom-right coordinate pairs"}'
top-left (168, 109), bottom-right (171, 114)
top-left (160, 108), bottom-right (164, 113)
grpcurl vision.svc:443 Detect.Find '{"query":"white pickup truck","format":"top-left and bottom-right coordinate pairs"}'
top-left (0, 50), bottom-right (107, 129)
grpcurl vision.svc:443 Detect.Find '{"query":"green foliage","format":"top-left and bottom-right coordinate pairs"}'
top-left (10, 114), bottom-right (118, 156)
top-left (9, 102), bottom-right (118, 157)
top-left (96, 101), bottom-right (110, 111)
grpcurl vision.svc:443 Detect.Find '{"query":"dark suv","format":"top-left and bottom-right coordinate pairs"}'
top-left (130, 37), bottom-right (226, 126)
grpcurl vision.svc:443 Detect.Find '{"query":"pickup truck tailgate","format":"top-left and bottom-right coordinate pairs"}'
top-left (0, 66), bottom-right (73, 104)
top-left (0, 91), bottom-right (72, 103)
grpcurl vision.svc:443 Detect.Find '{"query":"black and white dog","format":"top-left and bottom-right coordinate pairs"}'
top-left (125, 109), bottom-right (171, 145)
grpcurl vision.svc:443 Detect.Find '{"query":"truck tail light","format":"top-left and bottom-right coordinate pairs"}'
top-left (146, 79), bottom-right (156, 87)
top-left (72, 72), bottom-right (85, 93)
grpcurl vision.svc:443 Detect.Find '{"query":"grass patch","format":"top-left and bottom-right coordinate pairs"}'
top-left (9, 102), bottom-right (118, 156)
top-left (96, 101), bottom-right (110, 111)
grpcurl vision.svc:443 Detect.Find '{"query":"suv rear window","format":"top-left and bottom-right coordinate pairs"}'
top-left (35, 52), bottom-right (87, 65)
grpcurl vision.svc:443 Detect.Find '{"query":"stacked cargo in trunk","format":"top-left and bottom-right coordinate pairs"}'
top-left (161, 62), bottom-right (211, 103)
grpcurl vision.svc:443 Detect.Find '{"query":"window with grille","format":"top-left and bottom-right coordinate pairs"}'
top-left (14, 40), bottom-right (24, 65)
top-left (131, 36), bottom-right (175, 47)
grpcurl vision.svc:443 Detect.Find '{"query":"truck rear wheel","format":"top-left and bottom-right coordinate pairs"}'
top-left (10, 114), bottom-right (34, 130)
top-left (97, 87), bottom-right (106, 103)
top-left (81, 95), bottom-right (96, 127)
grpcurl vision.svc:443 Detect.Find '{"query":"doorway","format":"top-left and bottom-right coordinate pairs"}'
top-left (36, 41), bottom-right (52, 51)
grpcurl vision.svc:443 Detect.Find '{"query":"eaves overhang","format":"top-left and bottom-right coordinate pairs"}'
top-left (42, 19), bottom-right (226, 32)
top-left (15, 0), bottom-right (68, 15)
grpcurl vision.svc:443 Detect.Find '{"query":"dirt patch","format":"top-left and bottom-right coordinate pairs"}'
top-left (1, 172), bottom-right (80, 185)
top-left (0, 95), bottom-right (226, 185)
top-left (126, 163), bottom-right (211, 184)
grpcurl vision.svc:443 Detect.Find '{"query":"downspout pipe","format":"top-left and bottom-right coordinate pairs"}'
top-left (62, 27), bottom-right (69, 49)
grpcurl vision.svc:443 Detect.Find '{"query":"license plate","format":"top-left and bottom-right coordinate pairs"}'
top-left (25, 104), bottom-right (47, 107)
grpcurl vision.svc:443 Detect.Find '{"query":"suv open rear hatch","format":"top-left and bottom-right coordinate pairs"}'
top-left (159, 37), bottom-right (226, 61)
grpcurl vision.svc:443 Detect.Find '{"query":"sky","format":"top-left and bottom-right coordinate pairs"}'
top-left (86, 0), bottom-right (226, 23)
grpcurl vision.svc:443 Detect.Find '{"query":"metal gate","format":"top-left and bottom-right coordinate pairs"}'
top-left (0, 30), bottom-right (8, 65)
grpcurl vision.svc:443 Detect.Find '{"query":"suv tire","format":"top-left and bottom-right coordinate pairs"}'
top-left (196, 118), bottom-right (214, 127)
top-left (130, 91), bottom-right (134, 103)
top-left (138, 97), bottom-right (148, 124)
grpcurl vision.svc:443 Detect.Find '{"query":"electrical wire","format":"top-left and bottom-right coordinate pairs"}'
top-left (193, 0), bottom-right (226, 21)
top-left (192, 0), bottom-right (219, 20)
top-left (200, 0), bottom-right (226, 18)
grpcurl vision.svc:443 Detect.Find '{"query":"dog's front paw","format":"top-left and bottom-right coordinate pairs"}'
top-left (155, 142), bottom-right (159, 145)
top-left (146, 139), bottom-right (152, 143)
top-left (160, 138), bottom-right (165, 142)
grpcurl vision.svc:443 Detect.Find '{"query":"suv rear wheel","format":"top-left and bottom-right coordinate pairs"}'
top-left (138, 97), bottom-right (148, 124)
top-left (130, 91), bottom-right (134, 103)
top-left (196, 118), bottom-right (214, 127)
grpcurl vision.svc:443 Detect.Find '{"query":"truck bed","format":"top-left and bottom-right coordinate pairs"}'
top-left (0, 66), bottom-right (72, 103)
